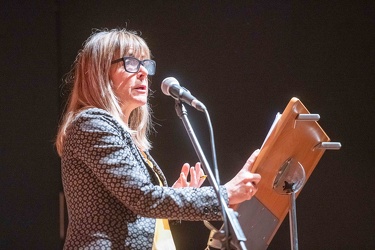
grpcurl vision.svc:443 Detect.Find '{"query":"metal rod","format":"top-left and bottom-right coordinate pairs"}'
top-left (315, 142), bottom-right (342, 150)
top-left (289, 192), bottom-right (299, 250)
top-left (296, 114), bottom-right (320, 121)
top-left (175, 101), bottom-right (247, 249)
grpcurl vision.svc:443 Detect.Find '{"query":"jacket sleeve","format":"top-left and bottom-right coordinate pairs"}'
top-left (67, 109), bottom-right (228, 221)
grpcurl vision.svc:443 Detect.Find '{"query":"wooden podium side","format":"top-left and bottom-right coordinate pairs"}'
top-left (237, 97), bottom-right (334, 249)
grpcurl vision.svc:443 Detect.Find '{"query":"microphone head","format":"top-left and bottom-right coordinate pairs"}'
top-left (161, 77), bottom-right (179, 96)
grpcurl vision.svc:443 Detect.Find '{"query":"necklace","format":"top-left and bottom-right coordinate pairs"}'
top-left (139, 150), bottom-right (154, 169)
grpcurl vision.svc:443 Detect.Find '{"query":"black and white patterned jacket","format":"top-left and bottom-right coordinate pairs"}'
top-left (61, 108), bottom-right (227, 249)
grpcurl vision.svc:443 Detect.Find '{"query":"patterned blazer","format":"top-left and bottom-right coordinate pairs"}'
top-left (62, 108), bottom-right (228, 249)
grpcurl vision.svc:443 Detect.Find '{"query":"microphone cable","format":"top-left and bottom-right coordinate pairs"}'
top-left (202, 107), bottom-right (230, 250)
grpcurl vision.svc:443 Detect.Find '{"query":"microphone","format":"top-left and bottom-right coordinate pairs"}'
top-left (161, 77), bottom-right (206, 111)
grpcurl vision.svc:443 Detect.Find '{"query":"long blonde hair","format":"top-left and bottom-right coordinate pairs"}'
top-left (55, 28), bottom-right (153, 156)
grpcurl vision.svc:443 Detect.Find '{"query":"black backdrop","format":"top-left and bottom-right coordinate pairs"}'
top-left (1, 1), bottom-right (374, 249)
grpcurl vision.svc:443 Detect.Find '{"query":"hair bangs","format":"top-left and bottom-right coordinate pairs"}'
top-left (115, 31), bottom-right (151, 60)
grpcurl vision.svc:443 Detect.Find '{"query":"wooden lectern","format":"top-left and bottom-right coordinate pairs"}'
top-left (237, 97), bottom-right (341, 249)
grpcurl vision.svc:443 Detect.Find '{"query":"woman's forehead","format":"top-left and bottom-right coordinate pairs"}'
top-left (122, 46), bottom-right (148, 59)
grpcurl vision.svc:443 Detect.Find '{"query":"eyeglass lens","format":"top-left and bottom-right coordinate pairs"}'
top-left (124, 57), bottom-right (155, 75)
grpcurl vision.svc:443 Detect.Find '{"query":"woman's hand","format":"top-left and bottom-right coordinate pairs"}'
top-left (224, 149), bottom-right (261, 206)
top-left (172, 162), bottom-right (206, 188)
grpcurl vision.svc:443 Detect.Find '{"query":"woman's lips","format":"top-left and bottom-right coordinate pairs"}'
top-left (134, 85), bottom-right (147, 92)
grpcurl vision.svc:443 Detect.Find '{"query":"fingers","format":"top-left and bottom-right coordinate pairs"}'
top-left (172, 170), bottom-right (188, 188)
top-left (172, 163), bottom-right (189, 188)
top-left (195, 162), bottom-right (202, 175)
top-left (181, 163), bottom-right (190, 177)
top-left (174, 162), bottom-right (206, 188)
top-left (245, 173), bottom-right (261, 197)
top-left (224, 150), bottom-right (263, 204)
top-left (181, 163), bottom-right (190, 187)
top-left (244, 181), bottom-right (258, 199)
top-left (244, 149), bottom-right (260, 171)
top-left (196, 162), bottom-right (207, 187)
top-left (246, 180), bottom-right (258, 192)
top-left (190, 162), bottom-right (205, 187)
top-left (250, 173), bottom-right (261, 185)
top-left (189, 165), bottom-right (198, 186)
top-left (249, 184), bottom-right (258, 198)
top-left (242, 172), bottom-right (261, 185)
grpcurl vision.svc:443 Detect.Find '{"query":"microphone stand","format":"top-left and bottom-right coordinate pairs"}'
top-left (174, 101), bottom-right (247, 250)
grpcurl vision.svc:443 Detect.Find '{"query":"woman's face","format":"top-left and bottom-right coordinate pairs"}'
top-left (109, 51), bottom-right (149, 118)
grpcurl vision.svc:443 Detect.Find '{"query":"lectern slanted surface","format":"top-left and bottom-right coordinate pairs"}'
top-left (238, 97), bottom-right (330, 248)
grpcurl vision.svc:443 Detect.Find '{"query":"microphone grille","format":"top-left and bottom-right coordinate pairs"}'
top-left (161, 77), bottom-right (179, 96)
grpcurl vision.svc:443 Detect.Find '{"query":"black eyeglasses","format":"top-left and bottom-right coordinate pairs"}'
top-left (111, 56), bottom-right (156, 76)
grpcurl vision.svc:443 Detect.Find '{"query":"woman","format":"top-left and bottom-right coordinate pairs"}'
top-left (56, 28), bottom-right (261, 250)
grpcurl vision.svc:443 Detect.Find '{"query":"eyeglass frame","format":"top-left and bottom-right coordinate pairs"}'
top-left (111, 56), bottom-right (156, 76)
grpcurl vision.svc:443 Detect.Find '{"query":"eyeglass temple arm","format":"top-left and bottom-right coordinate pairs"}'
top-left (111, 58), bottom-right (123, 64)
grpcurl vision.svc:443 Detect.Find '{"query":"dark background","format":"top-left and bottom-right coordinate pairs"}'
top-left (1, 1), bottom-right (374, 249)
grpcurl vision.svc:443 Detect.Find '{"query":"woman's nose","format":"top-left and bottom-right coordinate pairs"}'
top-left (137, 65), bottom-right (148, 79)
